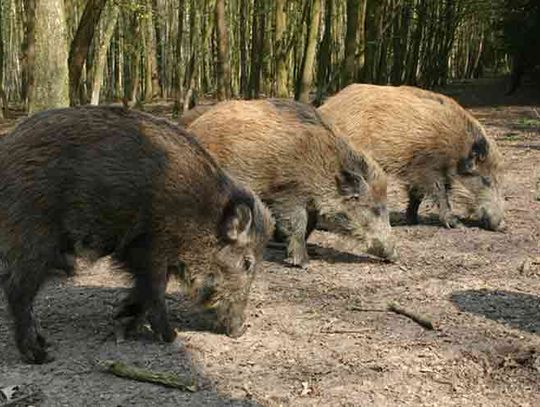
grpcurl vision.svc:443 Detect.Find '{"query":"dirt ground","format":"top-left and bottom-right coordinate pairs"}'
top-left (1, 78), bottom-right (539, 406)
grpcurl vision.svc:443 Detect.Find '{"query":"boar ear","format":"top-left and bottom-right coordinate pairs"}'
top-left (221, 202), bottom-right (253, 243)
top-left (336, 169), bottom-right (366, 197)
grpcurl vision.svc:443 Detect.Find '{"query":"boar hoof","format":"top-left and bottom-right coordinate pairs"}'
top-left (18, 333), bottom-right (53, 364)
top-left (285, 256), bottom-right (309, 270)
top-left (159, 326), bottom-right (177, 343)
top-left (442, 215), bottom-right (463, 229)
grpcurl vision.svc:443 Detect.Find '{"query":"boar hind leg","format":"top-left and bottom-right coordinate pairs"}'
top-left (115, 235), bottom-right (176, 342)
top-left (434, 181), bottom-right (462, 228)
top-left (4, 251), bottom-right (54, 363)
top-left (406, 186), bottom-right (424, 224)
top-left (273, 205), bottom-right (309, 268)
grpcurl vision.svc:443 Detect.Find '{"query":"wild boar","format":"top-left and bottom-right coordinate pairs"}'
top-left (179, 104), bottom-right (216, 127)
top-left (0, 106), bottom-right (273, 364)
top-left (319, 84), bottom-right (504, 231)
top-left (188, 99), bottom-right (396, 267)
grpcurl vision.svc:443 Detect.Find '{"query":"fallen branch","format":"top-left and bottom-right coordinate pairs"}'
top-left (98, 360), bottom-right (197, 392)
top-left (320, 328), bottom-right (371, 334)
top-left (387, 302), bottom-right (434, 330)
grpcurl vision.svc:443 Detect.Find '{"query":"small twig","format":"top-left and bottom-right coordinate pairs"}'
top-left (387, 302), bottom-right (434, 330)
top-left (348, 306), bottom-right (387, 312)
top-left (320, 328), bottom-right (371, 334)
top-left (98, 360), bottom-right (197, 392)
top-left (532, 107), bottom-right (540, 119)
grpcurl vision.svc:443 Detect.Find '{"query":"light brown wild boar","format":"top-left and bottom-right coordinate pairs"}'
top-left (0, 106), bottom-right (273, 364)
top-left (188, 99), bottom-right (396, 267)
top-left (319, 84), bottom-right (504, 230)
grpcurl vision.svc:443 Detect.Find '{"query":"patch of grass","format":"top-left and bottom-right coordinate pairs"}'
top-left (502, 132), bottom-right (522, 141)
top-left (514, 118), bottom-right (540, 129)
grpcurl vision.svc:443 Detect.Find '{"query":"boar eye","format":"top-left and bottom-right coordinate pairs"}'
top-left (243, 256), bottom-right (255, 273)
top-left (481, 176), bottom-right (492, 187)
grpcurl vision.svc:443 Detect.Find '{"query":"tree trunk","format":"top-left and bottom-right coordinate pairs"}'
top-left (29, 0), bottom-right (69, 113)
top-left (248, 0), bottom-right (265, 99)
top-left (174, 0), bottom-right (185, 114)
top-left (296, 0), bottom-right (321, 103)
top-left (0, 0), bottom-right (5, 118)
top-left (342, 0), bottom-right (360, 86)
top-left (90, 2), bottom-right (119, 105)
top-left (239, 0), bottom-right (249, 97)
top-left (68, 0), bottom-right (107, 105)
top-left (21, 0), bottom-right (36, 109)
top-left (315, 0), bottom-right (332, 103)
top-left (142, 0), bottom-right (161, 101)
top-left (364, 0), bottom-right (383, 83)
top-left (215, 0), bottom-right (230, 100)
top-left (355, 0), bottom-right (367, 81)
top-left (275, 0), bottom-right (288, 97)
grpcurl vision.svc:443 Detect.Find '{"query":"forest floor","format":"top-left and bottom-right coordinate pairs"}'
top-left (1, 77), bottom-right (539, 406)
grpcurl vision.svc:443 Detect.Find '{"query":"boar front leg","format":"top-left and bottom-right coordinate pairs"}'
top-left (115, 235), bottom-right (176, 342)
top-left (272, 204), bottom-right (310, 268)
top-left (406, 186), bottom-right (424, 224)
top-left (434, 181), bottom-right (462, 228)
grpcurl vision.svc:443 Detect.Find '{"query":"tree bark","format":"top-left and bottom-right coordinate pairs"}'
top-left (275, 0), bottom-right (288, 97)
top-left (342, 0), bottom-right (360, 86)
top-left (239, 0), bottom-right (249, 97)
top-left (215, 0), bottom-right (230, 100)
top-left (174, 0), bottom-right (185, 114)
top-left (68, 0), bottom-right (107, 105)
top-left (296, 0), bottom-right (321, 103)
top-left (248, 0), bottom-right (265, 99)
top-left (21, 0), bottom-right (36, 109)
top-left (29, 0), bottom-right (69, 113)
top-left (315, 0), bottom-right (332, 103)
top-left (90, 2), bottom-right (119, 105)
top-left (355, 0), bottom-right (367, 81)
top-left (143, 0), bottom-right (161, 101)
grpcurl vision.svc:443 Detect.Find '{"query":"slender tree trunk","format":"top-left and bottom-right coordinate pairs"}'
top-left (29, 0), bottom-right (69, 113)
top-left (68, 0), bottom-right (107, 105)
top-left (215, 0), bottom-right (230, 100)
top-left (90, 2), bottom-right (119, 105)
top-left (174, 0), bottom-right (185, 114)
top-left (143, 0), bottom-right (161, 101)
top-left (296, 0), bottom-right (321, 103)
top-left (342, 0), bottom-right (360, 86)
top-left (21, 0), bottom-right (36, 109)
top-left (239, 0), bottom-right (249, 97)
top-left (364, 0), bottom-right (383, 83)
top-left (315, 0), bottom-right (332, 103)
top-left (0, 1), bottom-right (5, 118)
top-left (355, 0), bottom-right (367, 81)
top-left (248, 0), bottom-right (265, 99)
top-left (275, 0), bottom-right (288, 97)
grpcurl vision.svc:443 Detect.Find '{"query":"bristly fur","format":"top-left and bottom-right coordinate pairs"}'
top-left (189, 98), bottom-right (396, 265)
top-left (319, 84), bottom-right (504, 229)
top-left (0, 106), bottom-right (273, 363)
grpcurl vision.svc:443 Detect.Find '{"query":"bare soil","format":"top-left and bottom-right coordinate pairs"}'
top-left (1, 78), bottom-right (539, 406)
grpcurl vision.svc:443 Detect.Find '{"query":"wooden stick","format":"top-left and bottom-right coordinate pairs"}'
top-left (320, 328), bottom-right (371, 334)
top-left (387, 302), bottom-right (434, 330)
top-left (99, 360), bottom-right (197, 392)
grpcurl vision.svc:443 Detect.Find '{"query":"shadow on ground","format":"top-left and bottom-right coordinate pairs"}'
top-left (0, 284), bottom-right (261, 406)
top-left (450, 289), bottom-right (540, 335)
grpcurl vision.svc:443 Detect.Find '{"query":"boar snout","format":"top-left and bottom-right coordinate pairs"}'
top-left (367, 237), bottom-right (398, 261)
top-left (480, 209), bottom-right (505, 232)
top-left (216, 300), bottom-right (249, 338)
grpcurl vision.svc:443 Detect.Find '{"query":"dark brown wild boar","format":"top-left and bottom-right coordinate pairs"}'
top-left (188, 99), bottom-right (396, 267)
top-left (319, 84), bottom-right (504, 231)
top-left (0, 106), bottom-right (273, 364)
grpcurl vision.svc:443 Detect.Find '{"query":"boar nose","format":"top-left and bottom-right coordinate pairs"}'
top-left (225, 321), bottom-right (247, 338)
top-left (480, 211), bottom-right (504, 231)
top-left (367, 238), bottom-right (398, 262)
